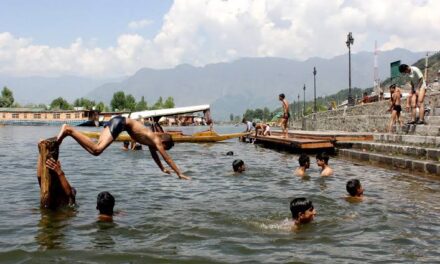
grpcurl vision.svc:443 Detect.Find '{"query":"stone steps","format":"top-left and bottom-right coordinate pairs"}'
top-left (373, 133), bottom-right (440, 148)
top-left (400, 124), bottom-right (440, 136)
top-left (425, 116), bottom-right (440, 125)
top-left (338, 148), bottom-right (440, 176)
top-left (346, 141), bottom-right (440, 162)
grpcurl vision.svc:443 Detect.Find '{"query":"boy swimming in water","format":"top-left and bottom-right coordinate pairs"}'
top-left (232, 159), bottom-right (246, 173)
top-left (290, 197), bottom-right (316, 230)
top-left (96, 191), bottom-right (115, 222)
top-left (56, 116), bottom-right (189, 180)
top-left (346, 179), bottom-right (364, 202)
top-left (294, 154), bottom-right (310, 177)
top-left (316, 152), bottom-right (333, 176)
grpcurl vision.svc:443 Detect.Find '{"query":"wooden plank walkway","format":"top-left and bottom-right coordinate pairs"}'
top-left (244, 130), bottom-right (373, 151)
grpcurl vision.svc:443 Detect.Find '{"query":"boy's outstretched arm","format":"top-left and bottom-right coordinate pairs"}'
top-left (148, 146), bottom-right (170, 174)
top-left (149, 144), bottom-right (190, 180)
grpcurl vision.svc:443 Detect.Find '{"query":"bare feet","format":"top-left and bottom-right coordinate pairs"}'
top-left (56, 124), bottom-right (69, 144)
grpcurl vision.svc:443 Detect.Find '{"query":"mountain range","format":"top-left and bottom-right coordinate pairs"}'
top-left (0, 48), bottom-right (426, 119)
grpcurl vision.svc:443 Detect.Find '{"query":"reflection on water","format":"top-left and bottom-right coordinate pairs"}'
top-left (36, 208), bottom-right (77, 250)
top-left (0, 125), bottom-right (439, 263)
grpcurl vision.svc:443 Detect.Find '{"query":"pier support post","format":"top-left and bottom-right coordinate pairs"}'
top-left (38, 137), bottom-right (64, 209)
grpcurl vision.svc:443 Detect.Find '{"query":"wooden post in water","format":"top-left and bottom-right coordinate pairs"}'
top-left (38, 137), bottom-right (65, 209)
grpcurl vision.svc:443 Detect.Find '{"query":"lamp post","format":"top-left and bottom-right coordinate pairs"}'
top-left (297, 93), bottom-right (300, 120)
top-left (303, 84), bottom-right (306, 116)
top-left (346, 32), bottom-right (354, 106)
top-left (313, 67), bottom-right (317, 113)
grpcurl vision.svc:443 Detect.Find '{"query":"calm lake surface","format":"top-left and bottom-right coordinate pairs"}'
top-left (0, 125), bottom-right (439, 263)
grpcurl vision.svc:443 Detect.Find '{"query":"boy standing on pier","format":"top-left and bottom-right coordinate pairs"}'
top-left (279, 94), bottom-right (290, 138)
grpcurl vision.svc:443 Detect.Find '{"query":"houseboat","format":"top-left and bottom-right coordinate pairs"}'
top-left (0, 108), bottom-right (100, 126)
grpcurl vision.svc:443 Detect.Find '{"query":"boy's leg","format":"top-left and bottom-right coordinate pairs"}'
top-left (411, 95), bottom-right (417, 122)
top-left (417, 88), bottom-right (426, 122)
top-left (58, 125), bottom-right (114, 156)
top-left (388, 111), bottom-right (396, 133)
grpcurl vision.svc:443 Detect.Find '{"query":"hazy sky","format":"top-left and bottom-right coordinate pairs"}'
top-left (0, 0), bottom-right (438, 78)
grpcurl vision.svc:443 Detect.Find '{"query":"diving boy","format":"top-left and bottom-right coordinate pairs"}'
top-left (316, 152), bottom-right (333, 176)
top-left (56, 116), bottom-right (189, 180)
top-left (294, 154), bottom-right (310, 177)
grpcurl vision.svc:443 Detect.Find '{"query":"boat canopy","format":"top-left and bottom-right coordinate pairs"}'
top-left (121, 104), bottom-right (210, 119)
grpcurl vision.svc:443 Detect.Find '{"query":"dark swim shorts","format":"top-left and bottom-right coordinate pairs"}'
top-left (105, 116), bottom-right (127, 139)
top-left (393, 105), bottom-right (402, 113)
top-left (283, 112), bottom-right (291, 119)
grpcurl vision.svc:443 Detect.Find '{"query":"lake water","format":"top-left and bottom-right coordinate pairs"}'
top-left (0, 125), bottom-right (439, 263)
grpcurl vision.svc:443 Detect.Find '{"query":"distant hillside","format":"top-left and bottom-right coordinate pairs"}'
top-left (87, 48), bottom-right (425, 120)
top-left (0, 48), bottom-right (426, 120)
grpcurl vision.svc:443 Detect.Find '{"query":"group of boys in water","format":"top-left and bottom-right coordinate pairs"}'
top-left (38, 64), bottom-right (422, 227)
top-left (231, 151), bottom-right (363, 228)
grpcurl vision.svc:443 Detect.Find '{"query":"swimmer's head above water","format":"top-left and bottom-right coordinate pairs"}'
top-left (316, 152), bottom-right (329, 166)
top-left (290, 197), bottom-right (316, 225)
top-left (298, 154), bottom-right (310, 168)
top-left (346, 179), bottom-right (364, 197)
top-left (232, 159), bottom-right (245, 173)
top-left (97, 191), bottom-right (115, 218)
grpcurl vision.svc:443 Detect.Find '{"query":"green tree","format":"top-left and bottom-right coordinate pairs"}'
top-left (50, 97), bottom-right (72, 110)
top-left (125, 94), bottom-right (137, 111)
top-left (163, 96), bottom-right (175, 109)
top-left (73, 97), bottom-right (95, 110)
top-left (262, 107), bottom-right (271, 121)
top-left (242, 109), bottom-right (255, 121)
top-left (152, 96), bottom-right (164, 110)
top-left (0, 86), bottom-right (14, 107)
top-left (135, 96), bottom-right (148, 111)
top-left (254, 108), bottom-right (264, 120)
top-left (95, 102), bottom-right (106, 112)
top-left (110, 91), bottom-right (126, 111)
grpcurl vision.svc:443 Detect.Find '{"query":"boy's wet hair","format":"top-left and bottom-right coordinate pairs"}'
top-left (123, 141), bottom-right (129, 146)
top-left (290, 197), bottom-right (314, 220)
top-left (252, 122), bottom-right (257, 127)
top-left (279, 93), bottom-right (285, 99)
top-left (97, 191), bottom-right (115, 216)
top-left (232, 159), bottom-right (244, 172)
top-left (389, 84), bottom-right (396, 90)
top-left (346, 179), bottom-right (361, 196)
top-left (398, 64), bottom-right (409, 73)
top-left (316, 152), bottom-right (330, 164)
top-left (161, 134), bottom-right (174, 150)
top-left (298, 154), bottom-right (310, 166)
top-left (226, 151), bottom-right (234, 156)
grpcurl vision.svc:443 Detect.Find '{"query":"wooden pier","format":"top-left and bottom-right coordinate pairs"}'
top-left (243, 130), bottom-right (373, 152)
